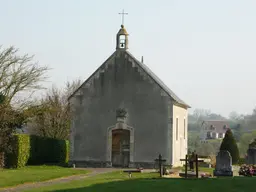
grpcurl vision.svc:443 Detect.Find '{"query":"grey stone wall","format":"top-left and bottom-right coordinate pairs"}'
top-left (70, 51), bottom-right (172, 166)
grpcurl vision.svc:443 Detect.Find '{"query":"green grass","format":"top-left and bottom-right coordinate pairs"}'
top-left (0, 165), bottom-right (89, 188)
top-left (24, 171), bottom-right (256, 192)
top-left (182, 166), bottom-right (214, 174)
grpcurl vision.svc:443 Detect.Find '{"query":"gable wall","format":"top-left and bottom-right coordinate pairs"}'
top-left (70, 51), bottom-right (172, 165)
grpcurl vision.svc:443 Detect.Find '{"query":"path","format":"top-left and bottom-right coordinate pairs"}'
top-left (0, 168), bottom-right (119, 192)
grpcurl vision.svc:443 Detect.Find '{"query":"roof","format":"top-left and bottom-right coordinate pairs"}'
top-left (68, 50), bottom-right (190, 108)
top-left (202, 120), bottom-right (230, 134)
top-left (125, 51), bottom-right (190, 108)
top-left (117, 25), bottom-right (128, 35)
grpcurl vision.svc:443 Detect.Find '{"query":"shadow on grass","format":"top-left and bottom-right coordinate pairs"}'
top-left (50, 177), bottom-right (256, 192)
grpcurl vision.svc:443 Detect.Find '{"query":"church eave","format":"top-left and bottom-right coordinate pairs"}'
top-left (68, 52), bottom-right (116, 100)
top-left (173, 101), bottom-right (191, 109)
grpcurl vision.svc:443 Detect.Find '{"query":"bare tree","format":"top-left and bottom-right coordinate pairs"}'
top-left (0, 46), bottom-right (49, 104)
top-left (0, 45), bottom-right (49, 167)
top-left (27, 80), bottom-right (81, 140)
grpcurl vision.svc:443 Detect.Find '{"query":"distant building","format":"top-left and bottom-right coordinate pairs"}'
top-left (200, 120), bottom-right (229, 141)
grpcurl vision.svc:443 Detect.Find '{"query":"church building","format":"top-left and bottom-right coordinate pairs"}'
top-left (68, 24), bottom-right (190, 168)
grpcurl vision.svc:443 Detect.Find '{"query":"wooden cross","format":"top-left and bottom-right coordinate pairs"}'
top-left (119, 9), bottom-right (128, 25)
top-left (155, 154), bottom-right (166, 177)
top-left (180, 154), bottom-right (204, 178)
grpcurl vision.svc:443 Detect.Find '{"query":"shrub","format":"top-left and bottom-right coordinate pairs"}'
top-left (6, 134), bottom-right (30, 168)
top-left (238, 158), bottom-right (246, 165)
top-left (208, 153), bottom-right (216, 168)
top-left (28, 135), bottom-right (69, 166)
top-left (0, 152), bottom-right (4, 168)
top-left (6, 134), bottom-right (69, 168)
top-left (220, 129), bottom-right (240, 164)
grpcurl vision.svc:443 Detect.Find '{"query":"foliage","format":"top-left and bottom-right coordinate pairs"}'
top-left (238, 131), bottom-right (256, 156)
top-left (26, 80), bottom-right (81, 140)
top-left (188, 131), bottom-right (221, 156)
top-left (188, 109), bottom-right (226, 132)
top-left (188, 132), bottom-right (200, 153)
top-left (0, 104), bottom-right (25, 167)
top-left (6, 134), bottom-right (30, 168)
top-left (0, 45), bottom-right (49, 167)
top-left (5, 134), bottom-right (69, 168)
top-left (237, 158), bottom-right (246, 165)
top-left (208, 153), bottom-right (216, 167)
top-left (196, 142), bottom-right (215, 156)
top-left (0, 46), bottom-right (49, 105)
top-left (220, 129), bottom-right (240, 164)
top-left (28, 135), bottom-right (69, 166)
top-left (249, 138), bottom-right (256, 148)
top-left (0, 165), bottom-right (89, 188)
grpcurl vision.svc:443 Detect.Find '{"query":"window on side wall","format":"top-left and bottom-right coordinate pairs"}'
top-left (184, 118), bottom-right (186, 139)
top-left (176, 118), bottom-right (179, 140)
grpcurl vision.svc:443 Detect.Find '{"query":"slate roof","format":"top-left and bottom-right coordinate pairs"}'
top-left (125, 51), bottom-right (190, 108)
top-left (69, 50), bottom-right (190, 108)
top-left (202, 120), bottom-right (230, 134)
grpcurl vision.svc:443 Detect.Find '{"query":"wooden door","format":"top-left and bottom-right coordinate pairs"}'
top-left (112, 129), bottom-right (130, 167)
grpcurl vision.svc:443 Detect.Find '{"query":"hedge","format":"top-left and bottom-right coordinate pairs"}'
top-left (7, 134), bottom-right (69, 168)
top-left (6, 134), bottom-right (30, 168)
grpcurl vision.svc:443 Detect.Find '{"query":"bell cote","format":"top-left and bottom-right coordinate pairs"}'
top-left (116, 25), bottom-right (129, 51)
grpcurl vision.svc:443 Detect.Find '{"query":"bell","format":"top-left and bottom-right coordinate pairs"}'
top-left (120, 43), bottom-right (124, 48)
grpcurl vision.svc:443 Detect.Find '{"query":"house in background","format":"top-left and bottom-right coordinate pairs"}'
top-left (200, 120), bottom-right (229, 141)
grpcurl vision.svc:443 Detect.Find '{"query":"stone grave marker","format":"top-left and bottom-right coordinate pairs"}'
top-left (246, 139), bottom-right (256, 165)
top-left (214, 150), bottom-right (233, 176)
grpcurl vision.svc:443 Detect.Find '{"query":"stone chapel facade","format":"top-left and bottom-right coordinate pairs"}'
top-left (68, 25), bottom-right (190, 168)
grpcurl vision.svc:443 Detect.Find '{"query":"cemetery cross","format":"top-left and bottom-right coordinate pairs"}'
top-left (155, 154), bottom-right (166, 177)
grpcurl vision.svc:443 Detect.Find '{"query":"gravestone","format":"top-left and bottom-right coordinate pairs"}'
top-left (214, 150), bottom-right (233, 176)
top-left (246, 139), bottom-right (256, 165)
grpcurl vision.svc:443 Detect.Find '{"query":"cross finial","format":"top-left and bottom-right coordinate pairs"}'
top-left (119, 9), bottom-right (128, 25)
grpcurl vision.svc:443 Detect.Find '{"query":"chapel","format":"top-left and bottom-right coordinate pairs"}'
top-left (68, 24), bottom-right (190, 168)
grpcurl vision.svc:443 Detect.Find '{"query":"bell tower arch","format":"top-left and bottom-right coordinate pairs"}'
top-left (116, 25), bottom-right (129, 50)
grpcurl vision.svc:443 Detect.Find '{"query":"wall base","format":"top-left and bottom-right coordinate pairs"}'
top-left (69, 160), bottom-right (166, 169)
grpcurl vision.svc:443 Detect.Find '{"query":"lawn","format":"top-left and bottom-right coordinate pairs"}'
top-left (24, 171), bottom-right (256, 192)
top-left (0, 165), bottom-right (89, 188)
top-left (182, 166), bottom-right (214, 174)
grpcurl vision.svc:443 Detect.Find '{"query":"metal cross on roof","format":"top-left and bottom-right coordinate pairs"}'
top-left (119, 9), bottom-right (128, 25)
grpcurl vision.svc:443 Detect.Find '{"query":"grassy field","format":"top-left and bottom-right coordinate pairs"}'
top-left (24, 171), bottom-right (256, 192)
top-left (0, 165), bottom-right (89, 188)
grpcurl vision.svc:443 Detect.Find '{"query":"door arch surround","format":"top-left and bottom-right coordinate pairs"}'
top-left (106, 119), bottom-right (134, 167)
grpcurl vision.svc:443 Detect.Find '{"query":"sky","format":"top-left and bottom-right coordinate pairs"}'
top-left (0, 0), bottom-right (256, 117)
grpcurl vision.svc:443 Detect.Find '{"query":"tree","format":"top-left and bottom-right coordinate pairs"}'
top-left (27, 80), bottom-right (81, 140)
top-left (229, 111), bottom-right (243, 121)
top-left (197, 143), bottom-right (215, 156)
top-left (0, 45), bottom-right (49, 167)
top-left (220, 129), bottom-right (240, 164)
top-left (0, 46), bottom-right (48, 105)
top-left (238, 131), bottom-right (256, 156)
top-left (188, 109), bottom-right (226, 132)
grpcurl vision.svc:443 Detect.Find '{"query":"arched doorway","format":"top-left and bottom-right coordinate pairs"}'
top-left (112, 129), bottom-right (130, 167)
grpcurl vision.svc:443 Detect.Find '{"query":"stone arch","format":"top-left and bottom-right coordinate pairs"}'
top-left (106, 119), bottom-right (134, 167)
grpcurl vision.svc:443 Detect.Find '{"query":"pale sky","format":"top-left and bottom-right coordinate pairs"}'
top-left (1, 0), bottom-right (256, 117)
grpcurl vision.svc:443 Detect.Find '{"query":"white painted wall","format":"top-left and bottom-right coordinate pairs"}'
top-left (172, 104), bottom-right (188, 167)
